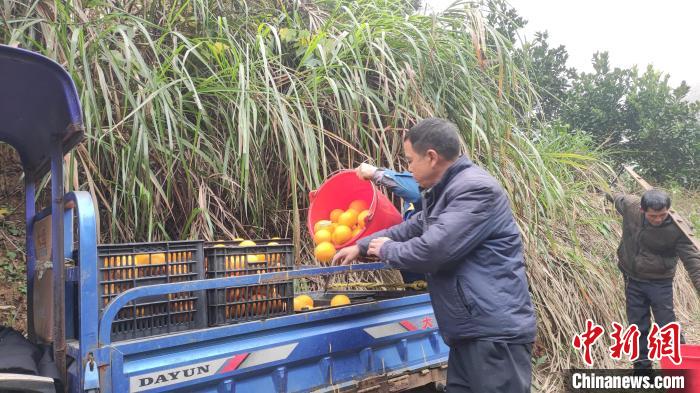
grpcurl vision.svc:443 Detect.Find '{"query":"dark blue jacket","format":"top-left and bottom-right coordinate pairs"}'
top-left (357, 156), bottom-right (536, 344)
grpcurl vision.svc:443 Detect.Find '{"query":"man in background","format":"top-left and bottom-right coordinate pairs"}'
top-left (609, 189), bottom-right (700, 373)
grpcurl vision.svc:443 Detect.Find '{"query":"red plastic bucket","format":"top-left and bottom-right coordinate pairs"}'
top-left (307, 170), bottom-right (403, 248)
top-left (661, 344), bottom-right (700, 392)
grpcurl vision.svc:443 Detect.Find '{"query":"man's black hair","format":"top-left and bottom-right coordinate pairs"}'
top-left (641, 189), bottom-right (671, 211)
top-left (404, 117), bottom-right (461, 160)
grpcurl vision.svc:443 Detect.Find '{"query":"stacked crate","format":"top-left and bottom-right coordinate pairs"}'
top-left (204, 239), bottom-right (294, 326)
top-left (97, 241), bottom-right (206, 341)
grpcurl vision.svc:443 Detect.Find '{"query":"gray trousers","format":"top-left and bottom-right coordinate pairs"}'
top-left (625, 275), bottom-right (683, 370)
top-left (446, 340), bottom-right (532, 392)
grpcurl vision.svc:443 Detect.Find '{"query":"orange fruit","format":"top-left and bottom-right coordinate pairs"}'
top-left (314, 242), bottom-right (336, 264)
top-left (318, 223), bottom-right (337, 234)
top-left (352, 227), bottom-right (363, 238)
top-left (238, 240), bottom-right (263, 261)
top-left (225, 255), bottom-right (245, 272)
top-left (348, 200), bottom-right (369, 212)
top-left (134, 254), bottom-right (151, 266)
top-left (338, 209), bottom-right (359, 227)
top-left (313, 229), bottom-right (332, 245)
top-left (294, 294), bottom-right (314, 311)
top-left (267, 242), bottom-right (281, 264)
top-left (234, 302), bottom-right (248, 318)
top-left (329, 209), bottom-right (344, 223)
top-left (152, 253), bottom-right (166, 264)
top-left (135, 253), bottom-right (166, 265)
top-left (251, 294), bottom-right (268, 316)
top-left (330, 294), bottom-right (351, 307)
top-left (332, 225), bottom-right (353, 246)
top-left (134, 253), bottom-right (165, 278)
top-left (357, 210), bottom-right (370, 228)
top-left (314, 220), bottom-right (333, 233)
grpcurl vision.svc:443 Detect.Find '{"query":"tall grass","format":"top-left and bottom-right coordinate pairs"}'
top-left (3, 0), bottom-right (560, 242)
top-left (3, 0), bottom-right (699, 389)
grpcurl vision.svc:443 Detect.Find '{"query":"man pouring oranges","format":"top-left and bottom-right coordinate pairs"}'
top-left (332, 118), bottom-right (537, 393)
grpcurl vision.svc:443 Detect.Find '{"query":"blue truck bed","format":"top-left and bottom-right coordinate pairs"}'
top-left (92, 293), bottom-right (446, 392)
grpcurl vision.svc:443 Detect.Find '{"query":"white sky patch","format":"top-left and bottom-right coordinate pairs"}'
top-left (423, 0), bottom-right (700, 99)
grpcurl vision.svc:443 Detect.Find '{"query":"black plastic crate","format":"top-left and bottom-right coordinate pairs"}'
top-left (215, 282), bottom-right (294, 323)
top-left (97, 240), bottom-right (206, 341)
top-left (204, 240), bottom-right (294, 326)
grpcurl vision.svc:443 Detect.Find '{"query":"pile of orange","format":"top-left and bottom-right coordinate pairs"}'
top-left (312, 200), bottom-right (370, 264)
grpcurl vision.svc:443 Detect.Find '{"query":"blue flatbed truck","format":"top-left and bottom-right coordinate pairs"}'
top-left (0, 44), bottom-right (449, 392)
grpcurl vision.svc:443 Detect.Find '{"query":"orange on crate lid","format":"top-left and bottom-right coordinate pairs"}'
top-left (330, 294), bottom-right (351, 307)
top-left (294, 295), bottom-right (314, 311)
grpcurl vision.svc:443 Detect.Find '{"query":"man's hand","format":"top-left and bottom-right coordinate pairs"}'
top-left (593, 185), bottom-right (614, 203)
top-left (368, 237), bottom-right (391, 258)
top-left (356, 163), bottom-right (378, 180)
top-left (333, 245), bottom-right (361, 265)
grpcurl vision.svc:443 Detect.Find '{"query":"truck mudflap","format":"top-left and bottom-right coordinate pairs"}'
top-left (107, 295), bottom-right (449, 392)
